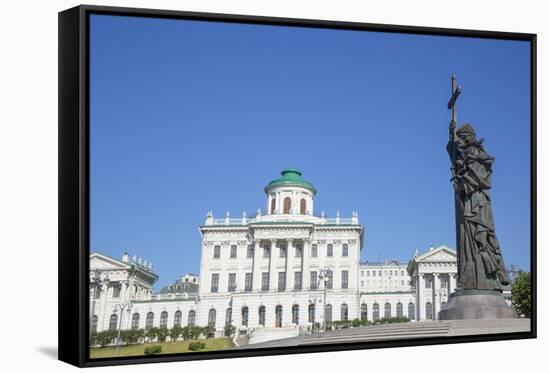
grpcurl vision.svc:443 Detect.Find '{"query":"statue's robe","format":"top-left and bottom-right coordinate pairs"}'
top-left (448, 139), bottom-right (511, 291)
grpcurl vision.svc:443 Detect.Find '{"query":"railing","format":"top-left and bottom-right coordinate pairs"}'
top-left (204, 211), bottom-right (360, 226)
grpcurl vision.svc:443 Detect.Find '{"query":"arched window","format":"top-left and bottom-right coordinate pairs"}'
top-left (241, 306), bottom-right (249, 327)
top-left (174, 311), bottom-right (182, 327)
top-left (341, 304), bottom-right (348, 321)
top-left (145, 312), bottom-right (154, 331)
top-left (187, 310), bottom-right (196, 327)
top-left (225, 308), bottom-right (232, 326)
top-left (325, 304), bottom-right (332, 328)
top-left (308, 303), bottom-right (315, 323)
top-left (373, 303), bottom-right (380, 320)
top-left (408, 302), bottom-right (415, 320)
top-left (360, 304), bottom-right (368, 321)
top-left (384, 303), bottom-right (391, 318)
top-left (270, 198), bottom-right (276, 214)
top-left (160, 311), bottom-right (168, 329)
top-left (283, 197), bottom-right (291, 214)
top-left (300, 198), bottom-right (306, 214)
top-left (208, 308), bottom-right (216, 327)
top-left (258, 306), bottom-right (266, 326)
top-left (109, 314), bottom-right (118, 331)
top-left (275, 305), bottom-right (283, 327)
top-left (396, 303), bottom-right (403, 318)
top-left (425, 302), bottom-right (433, 320)
top-left (91, 315), bottom-right (98, 334)
top-left (292, 304), bottom-right (299, 325)
top-left (131, 313), bottom-right (140, 330)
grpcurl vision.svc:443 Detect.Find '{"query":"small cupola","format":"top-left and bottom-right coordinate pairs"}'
top-left (264, 169), bottom-right (316, 215)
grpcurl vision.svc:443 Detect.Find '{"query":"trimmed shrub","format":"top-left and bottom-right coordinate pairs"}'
top-left (170, 326), bottom-right (183, 342)
top-left (224, 324), bottom-right (236, 338)
top-left (181, 326), bottom-right (191, 340)
top-left (144, 345), bottom-right (162, 355)
top-left (145, 327), bottom-right (159, 342)
top-left (352, 318), bottom-right (361, 328)
top-left (188, 341), bottom-right (206, 351)
top-left (190, 326), bottom-right (203, 340)
top-left (157, 327), bottom-right (169, 342)
top-left (203, 325), bottom-right (215, 339)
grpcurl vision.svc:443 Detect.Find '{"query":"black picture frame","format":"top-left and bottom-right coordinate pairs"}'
top-left (58, 4), bottom-right (537, 368)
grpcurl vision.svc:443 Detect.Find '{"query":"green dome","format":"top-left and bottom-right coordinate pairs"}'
top-left (264, 169), bottom-right (317, 195)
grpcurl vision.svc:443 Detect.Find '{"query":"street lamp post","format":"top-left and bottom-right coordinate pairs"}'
top-left (318, 267), bottom-right (331, 332)
top-left (115, 301), bottom-right (134, 355)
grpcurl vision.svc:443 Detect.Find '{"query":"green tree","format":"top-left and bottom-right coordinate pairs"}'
top-left (203, 325), bottom-right (215, 339)
top-left (145, 327), bottom-right (159, 342)
top-left (169, 326), bottom-right (183, 342)
top-left (511, 271), bottom-right (531, 317)
top-left (157, 327), bottom-right (169, 342)
top-left (190, 326), bottom-right (203, 340)
top-left (224, 324), bottom-right (236, 338)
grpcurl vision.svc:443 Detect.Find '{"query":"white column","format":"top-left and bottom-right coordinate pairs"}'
top-left (433, 274), bottom-right (440, 320)
top-left (286, 239), bottom-right (293, 291)
top-left (269, 239), bottom-right (277, 291)
top-left (302, 239), bottom-right (310, 290)
top-left (97, 282), bottom-right (109, 332)
top-left (253, 239), bottom-right (262, 291)
top-left (450, 273), bottom-right (457, 294)
top-left (417, 274), bottom-right (424, 321)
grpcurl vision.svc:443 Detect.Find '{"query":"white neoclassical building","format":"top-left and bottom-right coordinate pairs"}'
top-left (89, 169), bottom-right (459, 343)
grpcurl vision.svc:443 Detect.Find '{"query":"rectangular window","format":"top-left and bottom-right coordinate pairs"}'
top-left (378, 270), bottom-right (382, 276)
top-left (311, 244), bottom-right (318, 257)
top-left (228, 273), bottom-right (236, 292)
top-left (263, 246), bottom-right (270, 258)
top-left (247, 245), bottom-right (254, 258)
top-left (278, 272), bottom-right (286, 291)
top-left (327, 244), bottom-right (333, 257)
top-left (361, 281), bottom-right (364, 287)
top-left (401, 270), bottom-right (405, 276)
top-left (373, 271), bottom-right (376, 277)
top-left (245, 273), bottom-right (253, 292)
top-left (341, 270), bottom-right (349, 289)
top-left (294, 272), bottom-right (302, 290)
top-left (230, 245), bottom-right (237, 258)
top-left (367, 271), bottom-right (370, 277)
top-left (213, 245), bottom-right (221, 259)
top-left (342, 243), bottom-right (349, 257)
top-left (361, 270), bottom-right (364, 277)
top-left (112, 285), bottom-right (121, 298)
top-left (211, 273), bottom-right (219, 293)
top-left (310, 271), bottom-right (318, 289)
top-left (261, 272), bottom-right (270, 291)
top-left (280, 246), bottom-right (286, 258)
top-left (295, 246), bottom-right (302, 257)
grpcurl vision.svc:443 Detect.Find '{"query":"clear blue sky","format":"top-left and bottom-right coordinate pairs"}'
top-left (90, 14), bottom-right (531, 290)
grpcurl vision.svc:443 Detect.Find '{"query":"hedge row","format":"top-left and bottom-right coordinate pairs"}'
top-left (90, 325), bottom-right (217, 348)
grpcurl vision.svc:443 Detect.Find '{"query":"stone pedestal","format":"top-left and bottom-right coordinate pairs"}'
top-left (439, 289), bottom-right (517, 320)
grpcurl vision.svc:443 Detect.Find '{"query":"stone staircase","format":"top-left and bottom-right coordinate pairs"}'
top-left (300, 322), bottom-right (452, 345)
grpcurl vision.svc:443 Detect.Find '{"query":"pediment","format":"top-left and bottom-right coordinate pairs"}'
top-left (417, 246), bottom-right (456, 262)
top-left (90, 252), bottom-right (130, 270)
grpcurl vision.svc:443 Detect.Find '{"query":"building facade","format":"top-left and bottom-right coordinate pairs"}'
top-left (89, 169), bottom-right (460, 343)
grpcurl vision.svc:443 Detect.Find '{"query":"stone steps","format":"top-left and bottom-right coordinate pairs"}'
top-left (300, 322), bottom-right (451, 344)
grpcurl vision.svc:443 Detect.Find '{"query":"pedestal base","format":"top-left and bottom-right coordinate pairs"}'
top-left (439, 289), bottom-right (517, 320)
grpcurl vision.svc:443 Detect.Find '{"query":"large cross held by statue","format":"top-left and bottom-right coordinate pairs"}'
top-left (448, 75), bottom-right (462, 124)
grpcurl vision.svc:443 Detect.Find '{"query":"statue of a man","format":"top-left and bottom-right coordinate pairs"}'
top-left (447, 122), bottom-right (511, 291)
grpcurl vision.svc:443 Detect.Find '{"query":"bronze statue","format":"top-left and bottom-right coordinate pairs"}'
top-left (447, 76), bottom-right (510, 291)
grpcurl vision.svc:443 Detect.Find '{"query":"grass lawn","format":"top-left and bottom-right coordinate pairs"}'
top-left (90, 338), bottom-right (233, 359)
